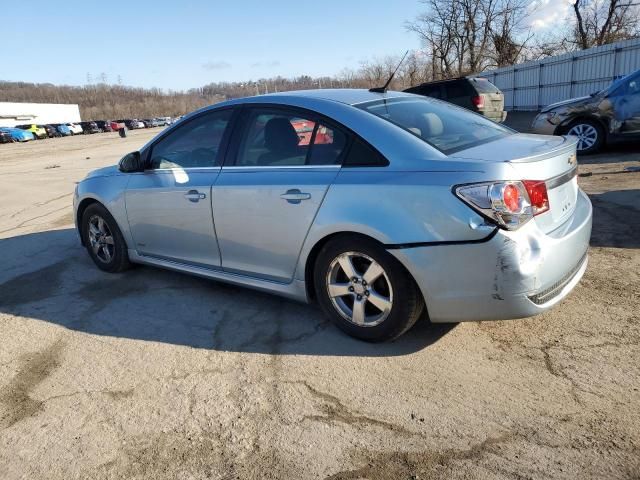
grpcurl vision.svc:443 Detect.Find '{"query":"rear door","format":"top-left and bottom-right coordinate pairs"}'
top-left (125, 108), bottom-right (235, 268)
top-left (213, 106), bottom-right (348, 282)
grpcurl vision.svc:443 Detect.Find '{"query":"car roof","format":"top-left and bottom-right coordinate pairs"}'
top-left (225, 88), bottom-right (416, 107)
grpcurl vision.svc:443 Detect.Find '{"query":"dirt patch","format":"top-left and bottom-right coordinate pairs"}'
top-left (0, 340), bottom-right (65, 429)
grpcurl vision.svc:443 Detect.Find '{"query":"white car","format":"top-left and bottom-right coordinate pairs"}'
top-left (66, 123), bottom-right (83, 135)
top-left (135, 120), bottom-right (145, 129)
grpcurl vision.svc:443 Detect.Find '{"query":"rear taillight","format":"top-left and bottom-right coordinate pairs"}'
top-left (522, 180), bottom-right (549, 216)
top-left (472, 95), bottom-right (484, 109)
top-left (455, 180), bottom-right (548, 230)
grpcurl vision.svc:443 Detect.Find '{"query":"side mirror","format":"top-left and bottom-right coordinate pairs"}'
top-left (119, 151), bottom-right (143, 173)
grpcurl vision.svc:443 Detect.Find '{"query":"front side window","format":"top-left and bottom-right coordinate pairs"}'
top-left (149, 109), bottom-right (232, 169)
top-left (358, 97), bottom-right (511, 155)
top-left (235, 109), bottom-right (347, 166)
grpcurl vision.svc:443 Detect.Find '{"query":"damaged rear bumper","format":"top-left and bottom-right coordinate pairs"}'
top-left (389, 189), bottom-right (593, 323)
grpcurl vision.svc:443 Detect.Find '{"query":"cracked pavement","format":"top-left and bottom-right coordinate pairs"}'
top-left (0, 129), bottom-right (639, 479)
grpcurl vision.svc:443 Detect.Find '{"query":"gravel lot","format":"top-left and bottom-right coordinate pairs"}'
top-left (0, 127), bottom-right (638, 480)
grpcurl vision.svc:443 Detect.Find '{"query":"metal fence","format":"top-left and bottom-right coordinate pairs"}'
top-left (477, 38), bottom-right (640, 111)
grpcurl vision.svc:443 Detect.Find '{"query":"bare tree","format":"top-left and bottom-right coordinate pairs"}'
top-left (407, 0), bottom-right (533, 79)
top-left (572, 0), bottom-right (640, 49)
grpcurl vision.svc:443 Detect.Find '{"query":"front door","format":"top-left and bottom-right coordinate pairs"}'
top-left (125, 109), bottom-right (234, 268)
top-left (213, 107), bottom-right (348, 282)
top-left (614, 72), bottom-right (640, 136)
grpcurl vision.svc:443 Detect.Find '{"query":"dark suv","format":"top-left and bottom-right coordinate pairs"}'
top-left (404, 77), bottom-right (507, 123)
top-left (94, 120), bottom-right (113, 132)
top-left (532, 68), bottom-right (640, 154)
top-left (79, 121), bottom-right (100, 134)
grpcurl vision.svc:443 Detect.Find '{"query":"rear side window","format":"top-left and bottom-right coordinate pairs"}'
top-left (343, 138), bottom-right (388, 167)
top-left (358, 97), bottom-right (511, 155)
top-left (445, 81), bottom-right (472, 98)
top-left (150, 109), bottom-right (232, 169)
top-left (470, 78), bottom-right (501, 93)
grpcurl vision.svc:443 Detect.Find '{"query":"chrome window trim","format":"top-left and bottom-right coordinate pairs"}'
top-left (220, 165), bottom-right (341, 170)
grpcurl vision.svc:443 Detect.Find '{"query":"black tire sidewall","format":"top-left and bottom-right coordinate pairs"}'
top-left (81, 204), bottom-right (130, 273)
top-left (313, 236), bottom-right (423, 342)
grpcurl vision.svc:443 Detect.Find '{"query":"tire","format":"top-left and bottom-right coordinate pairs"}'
top-left (81, 203), bottom-right (131, 273)
top-left (566, 119), bottom-right (604, 154)
top-left (313, 235), bottom-right (425, 342)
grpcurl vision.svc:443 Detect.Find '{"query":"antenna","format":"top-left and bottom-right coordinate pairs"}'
top-left (369, 50), bottom-right (409, 93)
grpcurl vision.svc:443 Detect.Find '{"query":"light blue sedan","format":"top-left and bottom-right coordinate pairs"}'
top-left (0, 127), bottom-right (34, 142)
top-left (73, 89), bottom-right (592, 341)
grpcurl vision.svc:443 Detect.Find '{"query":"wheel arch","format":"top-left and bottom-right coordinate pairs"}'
top-left (76, 197), bottom-right (103, 246)
top-left (302, 231), bottom-right (423, 305)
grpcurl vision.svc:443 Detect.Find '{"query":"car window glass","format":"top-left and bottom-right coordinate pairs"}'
top-left (150, 110), bottom-right (232, 169)
top-left (236, 111), bottom-right (348, 167)
top-left (359, 97), bottom-right (511, 155)
top-left (236, 111), bottom-right (312, 166)
top-left (627, 79), bottom-right (640, 95)
top-left (343, 137), bottom-right (388, 167)
top-left (422, 85), bottom-right (442, 99)
top-left (471, 78), bottom-right (500, 93)
top-left (445, 82), bottom-right (469, 98)
top-left (307, 123), bottom-right (347, 165)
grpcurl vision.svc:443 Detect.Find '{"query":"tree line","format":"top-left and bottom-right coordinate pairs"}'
top-left (0, 0), bottom-right (637, 119)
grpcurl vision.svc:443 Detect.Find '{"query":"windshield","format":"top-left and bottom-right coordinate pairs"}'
top-left (357, 97), bottom-right (511, 154)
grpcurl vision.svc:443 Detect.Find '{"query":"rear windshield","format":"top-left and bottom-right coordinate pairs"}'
top-left (469, 78), bottom-right (500, 93)
top-left (357, 97), bottom-right (511, 154)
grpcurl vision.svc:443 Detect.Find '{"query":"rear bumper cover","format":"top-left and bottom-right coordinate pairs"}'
top-left (390, 189), bottom-right (592, 323)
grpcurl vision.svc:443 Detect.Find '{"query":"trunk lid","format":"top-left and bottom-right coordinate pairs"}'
top-left (451, 133), bottom-right (579, 233)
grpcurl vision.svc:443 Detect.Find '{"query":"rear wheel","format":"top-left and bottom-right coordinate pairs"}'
top-left (566, 119), bottom-right (604, 154)
top-left (314, 235), bottom-right (424, 342)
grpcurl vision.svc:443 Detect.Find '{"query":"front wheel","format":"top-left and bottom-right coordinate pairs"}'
top-left (566, 120), bottom-right (604, 154)
top-left (314, 235), bottom-right (424, 342)
top-left (81, 203), bottom-right (131, 273)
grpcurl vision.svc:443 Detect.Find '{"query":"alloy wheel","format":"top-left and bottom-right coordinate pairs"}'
top-left (325, 251), bottom-right (393, 327)
top-left (567, 123), bottom-right (598, 151)
top-left (88, 214), bottom-right (115, 263)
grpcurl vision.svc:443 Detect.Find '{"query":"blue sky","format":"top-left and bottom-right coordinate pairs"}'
top-left (1, 0), bottom-right (422, 90)
top-left (2, 0), bottom-right (564, 91)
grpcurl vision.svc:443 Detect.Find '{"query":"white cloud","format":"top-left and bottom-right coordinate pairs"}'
top-left (202, 61), bottom-right (231, 70)
top-left (527, 0), bottom-right (573, 30)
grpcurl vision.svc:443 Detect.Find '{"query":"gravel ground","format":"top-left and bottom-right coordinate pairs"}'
top-left (0, 128), bottom-right (638, 480)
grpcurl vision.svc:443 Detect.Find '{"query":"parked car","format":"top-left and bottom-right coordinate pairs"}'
top-left (0, 127), bottom-right (34, 142)
top-left (404, 77), bottom-right (507, 123)
top-left (66, 123), bottom-right (84, 135)
top-left (154, 117), bottom-right (167, 126)
top-left (40, 124), bottom-right (59, 138)
top-left (94, 120), bottom-right (113, 132)
top-left (74, 89), bottom-right (591, 342)
top-left (135, 120), bottom-right (146, 129)
top-left (141, 119), bottom-right (153, 128)
top-left (79, 121), bottom-right (100, 134)
top-left (0, 130), bottom-right (13, 143)
top-left (15, 124), bottom-right (48, 139)
top-left (531, 68), bottom-right (640, 154)
top-left (51, 123), bottom-right (73, 136)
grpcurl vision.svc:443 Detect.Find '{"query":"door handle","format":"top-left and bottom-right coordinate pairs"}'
top-left (280, 189), bottom-right (311, 204)
top-left (184, 190), bottom-right (206, 202)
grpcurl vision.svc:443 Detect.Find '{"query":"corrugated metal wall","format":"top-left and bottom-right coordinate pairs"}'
top-left (477, 38), bottom-right (640, 111)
